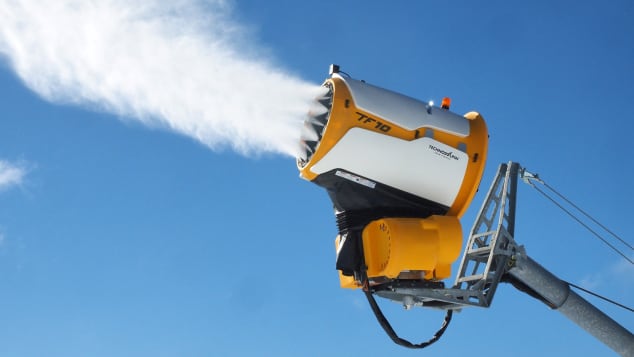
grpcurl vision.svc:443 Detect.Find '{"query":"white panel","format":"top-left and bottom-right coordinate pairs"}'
top-left (337, 74), bottom-right (469, 137)
top-left (310, 128), bottom-right (467, 207)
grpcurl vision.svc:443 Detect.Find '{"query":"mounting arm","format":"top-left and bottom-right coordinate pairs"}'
top-left (506, 250), bottom-right (633, 356)
top-left (476, 162), bottom-right (633, 356)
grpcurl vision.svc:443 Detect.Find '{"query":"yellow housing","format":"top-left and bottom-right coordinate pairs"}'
top-left (338, 216), bottom-right (462, 289)
top-left (298, 74), bottom-right (488, 218)
top-left (363, 215), bottom-right (462, 280)
top-left (299, 68), bottom-right (489, 290)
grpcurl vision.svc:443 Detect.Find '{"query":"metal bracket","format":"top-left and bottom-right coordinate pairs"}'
top-left (519, 167), bottom-right (543, 187)
top-left (451, 161), bottom-right (521, 307)
top-left (373, 162), bottom-right (522, 310)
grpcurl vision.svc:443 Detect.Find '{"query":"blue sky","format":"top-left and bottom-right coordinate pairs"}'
top-left (1, 1), bottom-right (633, 356)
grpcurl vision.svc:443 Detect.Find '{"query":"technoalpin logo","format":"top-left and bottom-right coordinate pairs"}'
top-left (428, 144), bottom-right (460, 161)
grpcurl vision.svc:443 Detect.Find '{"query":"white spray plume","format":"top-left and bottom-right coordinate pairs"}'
top-left (0, 159), bottom-right (27, 192)
top-left (0, 0), bottom-right (321, 156)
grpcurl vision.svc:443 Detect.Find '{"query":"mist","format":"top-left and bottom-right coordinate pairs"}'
top-left (0, 159), bottom-right (27, 191)
top-left (0, 0), bottom-right (320, 157)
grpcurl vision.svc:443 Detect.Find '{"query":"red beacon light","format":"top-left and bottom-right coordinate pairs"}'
top-left (441, 97), bottom-right (451, 110)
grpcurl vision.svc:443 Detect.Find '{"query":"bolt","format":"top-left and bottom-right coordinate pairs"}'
top-left (403, 295), bottom-right (414, 310)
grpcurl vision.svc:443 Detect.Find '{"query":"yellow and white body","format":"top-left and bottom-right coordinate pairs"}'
top-left (298, 67), bottom-right (488, 288)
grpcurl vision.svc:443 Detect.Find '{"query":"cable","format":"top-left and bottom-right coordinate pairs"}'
top-left (565, 281), bottom-right (634, 313)
top-left (357, 245), bottom-right (452, 350)
top-left (543, 182), bottom-right (633, 251)
top-left (531, 184), bottom-right (633, 265)
top-left (522, 169), bottom-right (634, 318)
top-left (362, 287), bottom-right (453, 349)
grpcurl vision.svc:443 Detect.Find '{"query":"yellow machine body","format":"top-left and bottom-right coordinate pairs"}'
top-left (298, 74), bottom-right (488, 218)
top-left (338, 215), bottom-right (462, 289)
top-left (363, 215), bottom-right (463, 280)
top-left (298, 67), bottom-right (488, 290)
